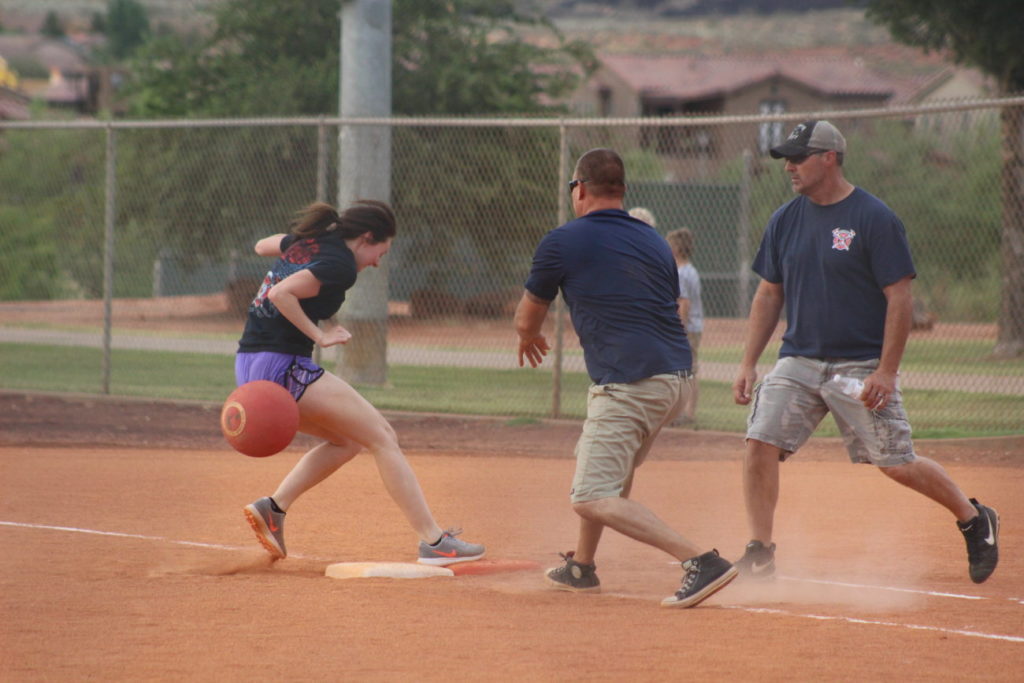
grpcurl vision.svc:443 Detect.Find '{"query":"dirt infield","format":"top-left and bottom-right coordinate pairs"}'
top-left (2, 391), bottom-right (1022, 680)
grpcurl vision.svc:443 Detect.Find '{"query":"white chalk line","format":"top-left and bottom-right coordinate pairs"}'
top-left (719, 605), bottom-right (1024, 644)
top-left (775, 574), bottom-right (988, 602)
top-left (0, 520), bottom-right (332, 561)
top-left (6, 519), bottom-right (1024, 642)
top-left (665, 561), bottom-right (1021, 605)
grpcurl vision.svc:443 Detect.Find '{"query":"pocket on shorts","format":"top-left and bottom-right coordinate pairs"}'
top-left (871, 413), bottom-right (914, 464)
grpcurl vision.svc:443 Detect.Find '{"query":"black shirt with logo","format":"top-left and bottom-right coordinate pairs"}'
top-left (237, 233), bottom-right (358, 357)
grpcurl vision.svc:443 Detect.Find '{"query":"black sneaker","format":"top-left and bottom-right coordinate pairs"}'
top-left (661, 549), bottom-right (738, 608)
top-left (544, 552), bottom-right (600, 593)
top-left (958, 498), bottom-right (999, 584)
top-left (734, 540), bottom-right (776, 580)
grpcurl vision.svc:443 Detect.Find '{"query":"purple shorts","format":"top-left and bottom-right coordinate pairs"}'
top-left (234, 352), bottom-right (325, 401)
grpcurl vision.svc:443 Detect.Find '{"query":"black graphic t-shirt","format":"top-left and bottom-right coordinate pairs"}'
top-left (237, 233), bottom-right (358, 356)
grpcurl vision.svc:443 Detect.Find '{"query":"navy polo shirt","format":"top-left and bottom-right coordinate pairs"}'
top-left (525, 209), bottom-right (691, 384)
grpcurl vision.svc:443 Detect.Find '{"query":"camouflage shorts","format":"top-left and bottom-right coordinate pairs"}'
top-left (746, 356), bottom-right (916, 467)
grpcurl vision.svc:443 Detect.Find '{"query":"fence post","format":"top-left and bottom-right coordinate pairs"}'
top-left (316, 115), bottom-right (329, 203)
top-left (313, 116), bottom-right (329, 367)
top-left (551, 121), bottom-right (570, 419)
top-left (337, 0), bottom-right (392, 386)
top-left (737, 148), bottom-right (753, 317)
top-left (101, 123), bottom-right (116, 394)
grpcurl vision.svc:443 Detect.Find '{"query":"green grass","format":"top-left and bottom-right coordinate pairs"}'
top-left (699, 339), bottom-right (1023, 377)
top-left (1, 342), bottom-right (1020, 438)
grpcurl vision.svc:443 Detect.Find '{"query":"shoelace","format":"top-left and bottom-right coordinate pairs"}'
top-left (680, 559), bottom-right (701, 590)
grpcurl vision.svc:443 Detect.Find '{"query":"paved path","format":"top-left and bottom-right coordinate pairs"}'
top-left (2, 326), bottom-right (1021, 395)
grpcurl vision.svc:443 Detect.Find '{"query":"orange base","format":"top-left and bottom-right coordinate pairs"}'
top-left (449, 559), bottom-right (541, 576)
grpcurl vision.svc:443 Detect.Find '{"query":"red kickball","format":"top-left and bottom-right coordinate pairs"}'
top-left (220, 380), bottom-right (299, 458)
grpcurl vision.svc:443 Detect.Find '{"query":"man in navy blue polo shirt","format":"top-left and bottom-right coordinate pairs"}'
top-left (731, 120), bottom-right (999, 584)
top-left (515, 148), bottom-right (737, 608)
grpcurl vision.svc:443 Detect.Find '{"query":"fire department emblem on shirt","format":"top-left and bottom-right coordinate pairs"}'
top-left (831, 228), bottom-right (856, 251)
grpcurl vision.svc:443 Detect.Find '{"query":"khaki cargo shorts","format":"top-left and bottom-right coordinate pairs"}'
top-left (746, 356), bottom-right (916, 467)
top-left (570, 372), bottom-right (691, 503)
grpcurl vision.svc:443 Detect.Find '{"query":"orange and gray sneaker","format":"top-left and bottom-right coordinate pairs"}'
top-left (417, 528), bottom-right (485, 566)
top-left (244, 497), bottom-right (286, 560)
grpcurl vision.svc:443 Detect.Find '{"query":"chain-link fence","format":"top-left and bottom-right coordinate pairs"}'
top-left (1, 99), bottom-right (1022, 436)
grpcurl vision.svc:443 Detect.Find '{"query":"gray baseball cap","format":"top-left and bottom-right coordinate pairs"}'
top-left (769, 120), bottom-right (846, 159)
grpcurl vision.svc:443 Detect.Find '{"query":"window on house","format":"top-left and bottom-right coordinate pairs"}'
top-left (639, 98), bottom-right (719, 157)
top-left (759, 100), bottom-right (787, 154)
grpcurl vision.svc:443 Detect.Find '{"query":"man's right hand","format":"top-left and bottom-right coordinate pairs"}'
top-left (732, 367), bottom-right (758, 405)
top-left (518, 335), bottom-right (550, 368)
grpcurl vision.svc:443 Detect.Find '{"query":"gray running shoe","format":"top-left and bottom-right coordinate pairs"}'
top-left (544, 551), bottom-right (600, 593)
top-left (661, 549), bottom-right (738, 608)
top-left (244, 497), bottom-right (286, 559)
top-left (734, 540), bottom-right (776, 580)
top-left (959, 498), bottom-right (999, 584)
top-left (417, 529), bottom-right (485, 566)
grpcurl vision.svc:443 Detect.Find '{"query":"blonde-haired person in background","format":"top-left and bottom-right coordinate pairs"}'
top-left (665, 228), bottom-right (703, 427)
top-left (627, 206), bottom-right (656, 227)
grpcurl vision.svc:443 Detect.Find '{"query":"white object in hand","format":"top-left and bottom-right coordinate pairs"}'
top-left (832, 374), bottom-right (864, 399)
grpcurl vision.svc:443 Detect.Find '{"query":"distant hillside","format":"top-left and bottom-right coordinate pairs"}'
top-left (4, 1), bottom-right (896, 57)
top-left (534, 0), bottom-right (865, 18)
top-left (529, 8), bottom-right (894, 53)
top-left (0, 0), bottom-right (213, 34)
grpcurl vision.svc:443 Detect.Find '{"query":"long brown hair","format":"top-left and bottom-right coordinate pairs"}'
top-left (289, 199), bottom-right (396, 243)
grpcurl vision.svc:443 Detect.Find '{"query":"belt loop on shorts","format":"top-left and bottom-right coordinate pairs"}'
top-left (674, 369), bottom-right (693, 380)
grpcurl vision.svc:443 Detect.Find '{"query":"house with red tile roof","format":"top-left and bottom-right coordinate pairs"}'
top-left (570, 49), bottom-right (991, 179)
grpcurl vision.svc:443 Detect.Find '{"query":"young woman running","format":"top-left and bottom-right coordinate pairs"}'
top-left (236, 199), bottom-right (484, 566)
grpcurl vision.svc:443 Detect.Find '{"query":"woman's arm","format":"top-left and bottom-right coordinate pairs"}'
top-left (267, 270), bottom-right (334, 346)
top-left (255, 234), bottom-right (288, 257)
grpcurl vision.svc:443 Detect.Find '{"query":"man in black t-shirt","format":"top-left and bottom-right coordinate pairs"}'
top-left (732, 121), bottom-right (999, 585)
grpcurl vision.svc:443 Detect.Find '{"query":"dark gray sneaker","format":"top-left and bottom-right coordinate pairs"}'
top-left (735, 540), bottom-right (776, 580)
top-left (417, 529), bottom-right (485, 566)
top-left (958, 498), bottom-right (999, 584)
top-left (661, 549), bottom-right (737, 608)
top-left (244, 497), bottom-right (286, 559)
top-left (544, 552), bottom-right (600, 593)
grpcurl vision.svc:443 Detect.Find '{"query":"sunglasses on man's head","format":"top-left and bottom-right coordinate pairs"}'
top-left (784, 149), bottom-right (829, 165)
top-left (568, 178), bottom-right (588, 194)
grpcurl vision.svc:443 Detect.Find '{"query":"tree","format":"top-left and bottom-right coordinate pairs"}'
top-left (866, 0), bottom-right (1024, 358)
top-left (126, 0), bottom-right (593, 118)
top-left (106, 0), bottom-right (151, 60)
top-left (40, 11), bottom-right (65, 38)
top-left (118, 0), bottom-right (595, 301)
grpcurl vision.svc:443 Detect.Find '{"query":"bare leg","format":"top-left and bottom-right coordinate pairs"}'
top-left (744, 439), bottom-right (783, 543)
top-left (272, 435), bottom-right (361, 510)
top-left (572, 470), bottom-right (701, 562)
top-left (573, 517), bottom-right (605, 565)
top-left (297, 372), bottom-right (444, 543)
top-left (573, 497), bottom-right (702, 561)
top-left (879, 457), bottom-right (977, 522)
top-left (573, 468), bottom-right (636, 564)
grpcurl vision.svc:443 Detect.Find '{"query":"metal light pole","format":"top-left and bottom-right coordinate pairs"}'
top-left (337, 0), bottom-right (392, 385)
